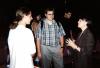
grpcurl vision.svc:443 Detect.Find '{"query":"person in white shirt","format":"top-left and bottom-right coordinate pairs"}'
top-left (8, 7), bottom-right (36, 68)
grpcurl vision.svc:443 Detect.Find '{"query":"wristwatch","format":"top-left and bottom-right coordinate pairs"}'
top-left (61, 46), bottom-right (64, 48)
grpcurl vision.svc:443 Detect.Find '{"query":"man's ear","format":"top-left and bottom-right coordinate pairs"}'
top-left (45, 13), bottom-right (47, 17)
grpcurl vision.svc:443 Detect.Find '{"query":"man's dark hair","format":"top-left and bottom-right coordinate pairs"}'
top-left (44, 8), bottom-right (55, 14)
top-left (40, 8), bottom-right (61, 30)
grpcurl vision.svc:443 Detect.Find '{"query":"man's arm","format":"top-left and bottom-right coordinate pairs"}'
top-left (59, 36), bottom-right (64, 56)
top-left (60, 36), bottom-right (64, 48)
top-left (36, 38), bottom-right (41, 59)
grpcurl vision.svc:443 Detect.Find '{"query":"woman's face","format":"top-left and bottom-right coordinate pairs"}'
top-left (78, 19), bottom-right (86, 28)
top-left (24, 12), bottom-right (33, 25)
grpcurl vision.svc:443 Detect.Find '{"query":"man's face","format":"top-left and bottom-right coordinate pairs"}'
top-left (45, 11), bottom-right (54, 21)
top-left (64, 12), bottom-right (72, 19)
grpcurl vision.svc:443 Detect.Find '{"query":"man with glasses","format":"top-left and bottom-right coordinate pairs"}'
top-left (35, 8), bottom-right (65, 68)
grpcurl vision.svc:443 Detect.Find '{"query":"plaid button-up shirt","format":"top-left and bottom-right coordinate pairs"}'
top-left (35, 19), bottom-right (65, 46)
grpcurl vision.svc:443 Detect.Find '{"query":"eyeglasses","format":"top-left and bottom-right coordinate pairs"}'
top-left (47, 14), bottom-right (54, 15)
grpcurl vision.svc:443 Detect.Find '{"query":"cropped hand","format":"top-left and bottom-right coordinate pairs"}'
top-left (66, 39), bottom-right (76, 49)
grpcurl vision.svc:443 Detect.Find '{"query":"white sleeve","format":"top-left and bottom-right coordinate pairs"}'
top-left (7, 30), bottom-right (14, 55)
top-left (28, 30), bottom-right (36, 55)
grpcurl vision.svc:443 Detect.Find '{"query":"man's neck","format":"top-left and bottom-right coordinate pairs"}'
top-left (46, 19), bottom-right (53, 25)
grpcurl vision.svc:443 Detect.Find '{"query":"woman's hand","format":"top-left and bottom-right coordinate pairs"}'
top-left (66, 38), bottom-right (80, 52)
top-left (66, 38), bottom-right (75, 48)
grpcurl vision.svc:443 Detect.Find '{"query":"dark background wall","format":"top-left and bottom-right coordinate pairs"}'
top-left (0, 0), bottom-right (100, 38)
top-left (0, 0), bottom-right (100, 43)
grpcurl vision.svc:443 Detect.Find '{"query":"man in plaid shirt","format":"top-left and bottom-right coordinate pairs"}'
top-left (35, 8), bottom-right (66, 68)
